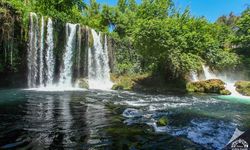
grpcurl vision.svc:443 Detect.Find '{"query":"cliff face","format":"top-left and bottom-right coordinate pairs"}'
top-left (0, 3), bottom-right (27, 87)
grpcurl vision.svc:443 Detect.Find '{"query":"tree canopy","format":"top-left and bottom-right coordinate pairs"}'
top-left (1, 0), bottom-right (250, 80)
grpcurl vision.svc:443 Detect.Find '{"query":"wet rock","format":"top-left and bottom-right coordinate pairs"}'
top-left (220, 89), bottom-right (231, 95)
top-left (122, 108), bottom-right (143, 118)
top-left (112, 84), bottom-right (124, 90)
top-left (77, 78), bottom-right (89, 89)
top-left (235, 81), bottom-right (250, 96)
top-left (157, 116), bottom-right (169, 126)
top-left (186, 79), bottom-right (230, 95)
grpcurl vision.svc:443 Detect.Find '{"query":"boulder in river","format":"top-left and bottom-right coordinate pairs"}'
top-left (235, 81), bottom-right (250, 96)
top-left (157, 116), bottom-right (169, 126)
top-left (186, 79), bottom-right (231, 95)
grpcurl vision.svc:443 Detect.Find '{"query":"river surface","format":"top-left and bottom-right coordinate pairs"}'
top-left (0, 89), bottom-right (250, 149)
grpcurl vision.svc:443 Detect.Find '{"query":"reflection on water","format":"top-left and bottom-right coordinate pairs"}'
top-left (0, 89), bottom-right (249, 149)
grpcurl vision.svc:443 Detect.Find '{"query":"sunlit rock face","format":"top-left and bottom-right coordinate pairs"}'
top-left (27, 13), bottom-right (113, 90)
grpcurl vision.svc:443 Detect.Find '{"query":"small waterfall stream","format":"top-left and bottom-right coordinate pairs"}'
top-left (27, 13), bottom-right (39, 88)
top-left (201, 65), bottom-right (243, 97)
top-left (45, 18), bottom-right (55, 87)
top-left (88, 29), bottom-right (113, 90)
top-left (39, 17), bottom-right (45, 86)
top-left (59, 23), bottom-right (77, 87)
top-left (202, 65), bottom-right (217, 80)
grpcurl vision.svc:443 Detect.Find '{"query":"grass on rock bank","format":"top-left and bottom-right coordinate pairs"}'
top-left (111, 73), bottom-right (186, 94)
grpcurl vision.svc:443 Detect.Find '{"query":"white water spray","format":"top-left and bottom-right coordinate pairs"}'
top-left (27, 13), bottom-right (114, 91)
top-left (59, 23), bottom-right (77, 87)
top-left (202, 65), bottom-right (244, 97)
top-left (202, 65), bottom-right (217, 80)
top-left (88, 30), bottom-right (113, 90)
top-left (27, 13), bottom-right (39, 88)
top-left (190, 71), bottom-right (199, 82)
top-left (39, 17), bottom-right (45, 86)
top-left (45, 18), bottom-right (55, 86)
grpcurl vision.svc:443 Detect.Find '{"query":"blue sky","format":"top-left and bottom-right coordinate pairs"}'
top-left (92, 0), bottom-right (249, 22)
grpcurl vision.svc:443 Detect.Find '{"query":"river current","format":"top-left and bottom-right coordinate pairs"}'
top-left (0, 89), bottom-right (250, 149)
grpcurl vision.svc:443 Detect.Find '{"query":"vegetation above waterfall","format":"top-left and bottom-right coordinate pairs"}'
top-left (0, 0), bottom-right (249, 88)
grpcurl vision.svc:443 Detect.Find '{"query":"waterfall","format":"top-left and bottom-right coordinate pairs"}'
top-left (190, 71), bottom-right (199, 82)
top-left (76, 25), bottom-right (81, 79)
top-left (44, 18), bottom-right (55, 86)
top-left (201, 65), bottom-right (244, 97)
top-left (27, 13), bottom-right (39, 88)
top-left (27, 14), bottom-right (55, 88)
top-left (88, 30), bottom-right (113, 90)
top-left (27, 13), bottom-right (114, 91)
top-left (202, 65), bottom-right (217, 80)
top-left (39, 17), bottom-right (45, 86)
top-left (59, 23), bottom-right (77, 86)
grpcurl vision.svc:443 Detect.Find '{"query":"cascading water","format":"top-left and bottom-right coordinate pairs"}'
top-left (76, 25), bottom-right (81, 79)
top-left (59, 23), bottom-right (77, 87)
top-left (44, 18), bottom-right (55, 86)
top-left (39, 17), bottom-right (45, 86)
top-left (88, 30), bottom-right (113, 90)
top-left (27, 13), bottom-right (39, 88)
top-left (190, 71), bottom-right (199, 82)
top-left (27, 13), bottom-right (114, 91)
top-left (202, 65), bottom-right (217, 80)
top-left (201, 65), bottom-right (244, 97)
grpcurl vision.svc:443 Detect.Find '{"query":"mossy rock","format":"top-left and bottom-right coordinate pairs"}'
top-left (157, 116), bottom-right (169, 126)
top-left (111, 74), bottom-right (148, 91)
top-left (235, 81), bottom-right (250, 96)
top-left (186, 79), bottom-right (230, 95)
top-left (112, 84), bottom-right (124, 90)
top-left (77, 78), bottom-right (89, 89)
top-left (220, 89), bottom-right (231, 95)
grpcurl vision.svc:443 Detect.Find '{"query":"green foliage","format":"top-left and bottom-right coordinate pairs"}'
top-left (132, 15), bottom-right (238, 78)
top-left (234, 8), bottom-right (250, 51)
top-left (1, 0), bottom-right (250, 83)
top-left (111, 73), bottom-right (149, 90)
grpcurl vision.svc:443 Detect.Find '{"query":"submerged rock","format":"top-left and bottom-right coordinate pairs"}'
top-left (186, 79), bottom-right (231, 95)
top-left (77, 78), bottom-right (89, 89)
top-left (157, 116), bottom-right (169, 126)
top-left (235, 81), bottom-right (250, 96)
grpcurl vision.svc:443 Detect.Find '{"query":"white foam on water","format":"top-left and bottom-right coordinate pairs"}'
top-left (151, 119), bottom-right (235, 150)
top-left (122, 108), bottom-right (143, 118)
top-left (24, 86), bottom-right (86, 92)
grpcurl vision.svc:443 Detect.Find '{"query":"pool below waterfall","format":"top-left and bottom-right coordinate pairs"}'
top-left (0, 89), bottom-right (250, 149)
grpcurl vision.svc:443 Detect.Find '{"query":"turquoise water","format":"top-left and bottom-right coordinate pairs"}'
top-left (217, 95), bottom-right (250, 104)
top-left (0, 89), bottom-right (249, 149)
